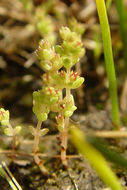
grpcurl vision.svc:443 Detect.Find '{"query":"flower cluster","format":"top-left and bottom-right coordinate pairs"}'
top-left (59, 95), bottom-right (77, 117)
top-left (36, 40), bottom-right (63, 71)
top-left (33, 23), bottom-right (85, 128)
top-left (56, 26), bottom-right (85, 68)
top-left (42, 70), bottom-right (84, 90)
top-left (33, 87), bottom-right (61, 121)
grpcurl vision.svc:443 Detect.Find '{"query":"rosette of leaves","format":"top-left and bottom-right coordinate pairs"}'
top-left (42, 70), bottom-right (84, 90)
top-left (56, 27), bottom-right (85, 69)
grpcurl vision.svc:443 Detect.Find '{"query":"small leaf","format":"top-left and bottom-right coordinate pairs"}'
top-left (37, 112), bottom-right (48, 121)
top-left (63, 57), bottom-right (72, 68)
top-left (4, 128), bottom-right (14, 136)
top-left (60, 27), bottom-right (71, 40)
top-left (57, 124), bottom-right (64, 132)
top-left (72, 77), bottom-right (84, 89)
top-left (43, 49), bottom-right (54, 60)
top-left (0, 108), bottom-right (9, 126)
top-left (40, 128), bottom-right (49, 136)
top-left (55, 45), bottom-right (63, 55)
top-left (29, 126), bottom-right (36, 136)
top-left (64, 111), bottom-right (73, 117)
top-left (50, 97), bottom-right (58, 104)
top-left (14, 126), bottom-right (22, 135)
top-left (42, 60), bottom-right (52, 71)
top-left (1, 120), bottom-right (8, 126)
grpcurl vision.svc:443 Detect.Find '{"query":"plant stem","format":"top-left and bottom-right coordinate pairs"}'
top-left (61, 123), bottom-right (68, 167)
top-left (33, 121), bottom-right (48, 174)
top-left (8, 123), bottom-right (16, 151)
top-left (61, 68), bottom-right (70, 167)
top-left (115, 0), bottom-right (127, 71)
top-left (95, 0), bottom-right (120, 128)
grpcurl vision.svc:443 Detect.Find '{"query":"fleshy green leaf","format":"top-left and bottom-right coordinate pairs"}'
top-left (0, 108), bottom-right (9, 126)
top-left (40, 128), bottom-right (49, 136)
top-left (37, 112), bottom-right (48, 121)
top-left (29, 126), bottom-right (36, 136)
top-left (72, 77), bottom-right (84, 89)
top-left (4, 128), bottom-right (14, 136)
top-left (14, 126), bottom-right (22, 135)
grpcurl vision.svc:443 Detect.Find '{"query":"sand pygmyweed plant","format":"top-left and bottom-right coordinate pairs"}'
top-left (33, 23), bottom-right (85, 171)
top-left (0, 108), bottom-right (21, 150)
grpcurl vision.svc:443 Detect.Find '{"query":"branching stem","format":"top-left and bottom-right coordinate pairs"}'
top-left (33, 121), bottom-right (48, 175)
top-left (61, 68), bottom-right (71, 167)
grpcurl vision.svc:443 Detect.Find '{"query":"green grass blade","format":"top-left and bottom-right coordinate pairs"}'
top-left (87, 135), bottom-right (127, 169)
top-left (115, 0), bottom-right (127, 70)
top-left (70, 126), bottom-right (124, 190)
top-left (95, 0), bottom-right (120, 128)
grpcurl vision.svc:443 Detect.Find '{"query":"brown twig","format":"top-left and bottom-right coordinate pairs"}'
top-left (0, 149), bottom-right (82, 159)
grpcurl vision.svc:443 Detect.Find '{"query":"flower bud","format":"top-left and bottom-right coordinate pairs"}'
top-left (60, 27), bottom-right (72, 41)
top-left (51, 53), bottom-right (63, 71)
top-left (35, 47), bottom-right (43, 60)
top-left (33, 91), bottom-right (43, 103)
top-left (50, 97), bottom-right (58, 104)
top-left (59, 95), bottom-right (77, 117)
top-left (62, 57), bottom-right (72, 68)
top-left (40, 60), bottom-right (52, 71)
top-left (37, 112), bottom-right (48, 121)
top-left (42, 48), bottom-right (54, 60)
top-left (55, 45), bottom-right (63, 55)
top-left (39, 39), bottom-right (51, 49)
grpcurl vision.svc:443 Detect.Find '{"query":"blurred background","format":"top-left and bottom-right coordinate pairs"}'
top-left (0, 0), bottom-right (127, 125)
